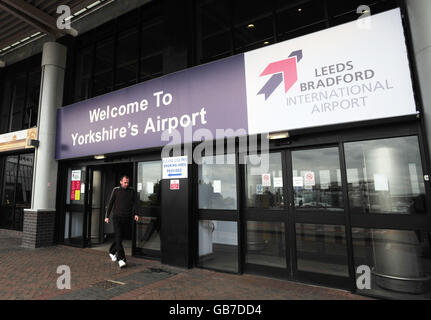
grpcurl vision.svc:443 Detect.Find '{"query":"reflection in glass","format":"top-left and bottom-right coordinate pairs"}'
top-left (246, 221), bottom-right (286, 268)
top-left (246, 153), bottom-right (284, 208)
top-left (136, 216), bottom-right (161, 251)
top-left (198, 154), bottom-right (237, 210)
top-left (352, 228), bottom-right (431, 299)
top-left (137, 161), bottom-right (161, 206)
top-left (296, 224), bottom-right (348, 277)
top-left (345, 137), bottom-right (426, 214)
top-left (64, 211), bottom-right (84, 242)
top-left (0, 156), bottom-right (18, 229)
top-left (292, 148), bottom-right (343, 211)
top-left (199, 220), bottom-right (238, 272)
top-left (136, 161), bottom-right (162, 252)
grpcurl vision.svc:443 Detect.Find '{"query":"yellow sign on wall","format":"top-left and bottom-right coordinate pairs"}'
top-left (0, 128), bottom-right (38, 153)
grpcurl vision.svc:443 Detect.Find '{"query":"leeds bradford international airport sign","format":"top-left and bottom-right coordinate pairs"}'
top-left (55, 9), bottom-right (416, 160)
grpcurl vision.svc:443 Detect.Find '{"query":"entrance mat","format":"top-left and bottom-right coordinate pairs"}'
top-left (91, 280), bottom-right (126, 290)
top-left (52, 269), bottom-right (176, 300)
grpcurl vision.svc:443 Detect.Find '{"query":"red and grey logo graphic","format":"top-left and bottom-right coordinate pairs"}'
top-left (257, 50), bottom-right (302, 100)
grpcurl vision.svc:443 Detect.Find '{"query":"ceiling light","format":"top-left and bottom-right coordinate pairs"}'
top-left (247, 24), bottom-right (255, 29)
top-left (268, 132), bottom-right (290, 140)
top-left (263, 41), bottom-right (270, 45)
top-left (94, 155), bottom-right (106, 160)
top-left (298, 8), bottom-right (302, 12)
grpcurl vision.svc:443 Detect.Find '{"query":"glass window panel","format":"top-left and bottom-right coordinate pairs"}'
top-left (201, 0), bottom-right (231, 36)
top-left (10, 72), bottom-right (26, 132)
top-left (202, 31), bottom-right (232, 62)
top-left (93, 38), bottom-right (114, 97)
top-left (69, 211), bottom-right (84, 239)
top-left (235, 15), bottom-right (274, 53)
top-left (15, 154), bottom-right (34, 206)
top-left (25, 70), bottom-right (40, 128)
top-left (137, 161), bottom-right (161, 207)
top-left (140, 54), bottom-right (163, 82)
top-left (292, 147), bottom-right (343, 211)
top-left (136, 216), bottom-right (161, 251)
top-left (200, 0), bottom-right (232, 62)
top-left (116, 28), bottom-right (139, 89)
top-left (352, 228), bottom-right (431, 299)
top-left (0, 79), bottom-right (12, 133)
top-left (234, 0), bottom-right (272, 25)
top-left (199, 220), bottom-right (238, 272)
top-left (140, 21), bottom-right (164, 81)
top-left (296, 223), bottom-right (349, 277)
top-left (344, 137), bottom-right (427, 214)
top-left (198, 154), bottom-right (237, 210)
top-left (245, 152), bottom-right (284, 209)
top-left (0, 156), bottom-right (18, 229)
top-left (277, 0), bottom-right (326, 37)
top-left (74, 46), bottom-right (93, 102)
top-left (136, 161), bottom-right (161, 252)
top-left (246, 221), bottom-right (286, 268)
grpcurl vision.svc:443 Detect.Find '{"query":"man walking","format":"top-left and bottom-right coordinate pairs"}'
top-left (105, 175), bottom-right (139, 268)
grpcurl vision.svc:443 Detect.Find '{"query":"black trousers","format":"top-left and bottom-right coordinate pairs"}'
top-left (109, 216), bottom-right (131, 261)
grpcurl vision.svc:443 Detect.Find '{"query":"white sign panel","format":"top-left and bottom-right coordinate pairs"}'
top-left (71, 170), bottom-right (81, 181)
top-left (274, 177), bottom-right (283, 188)
top-left (244, 9), bottom-right (416, 134)
top-left (162, 156), bottom-right (188, 179)
top-left (304, 171), bottom-right (315, 187)
top-left (213, 180), bottom-right (221, 193)
top-left (262, 174), bottom-right (271, 187)
top-left (293, 177), bottom-right (304, 187)
top-left (374, 174), bottom-right (389, 191)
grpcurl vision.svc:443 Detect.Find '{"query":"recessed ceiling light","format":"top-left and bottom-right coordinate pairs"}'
top-left (247, 24), bottom-right (255, 29)
top-left (268, 132), bottom-right (290, 140)
top-left (298, 8), bottom-right (302, 12)
top-left (263, 41), bottom-right (270, 45)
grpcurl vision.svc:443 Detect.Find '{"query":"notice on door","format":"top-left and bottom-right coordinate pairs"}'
top-left (70, 180), bottom-right (81, 201)
top-left (163, 156), bottom-right (188, 179)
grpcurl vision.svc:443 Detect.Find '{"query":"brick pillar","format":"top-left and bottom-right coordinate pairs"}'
top-left (22, 210), bottom-right (56, 248)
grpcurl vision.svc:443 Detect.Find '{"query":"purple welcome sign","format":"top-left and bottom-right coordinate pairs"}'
top-left (55, 54), bottom-right (248, 160)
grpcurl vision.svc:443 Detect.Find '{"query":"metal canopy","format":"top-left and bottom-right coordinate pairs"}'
top-left (0, 0), bottom-right (98, 54)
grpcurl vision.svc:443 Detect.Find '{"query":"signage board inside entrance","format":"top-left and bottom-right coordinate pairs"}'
top-left (163, 156), bottom-right (188, 179)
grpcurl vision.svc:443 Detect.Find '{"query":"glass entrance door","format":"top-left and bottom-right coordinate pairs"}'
top-left (64, 166), bottom-right (88, 247)
top-left (242, 146), bottom-right (351, 287)
top-left (289, 146), bottom-right (350, 287)
top-left (86, 167), bottom-right (104, 246)
top-left (134, 160), bottom-right (162, 258)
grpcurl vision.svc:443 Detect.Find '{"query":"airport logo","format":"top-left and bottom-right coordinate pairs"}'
top-left (257, 50), bottom-right (302, 100)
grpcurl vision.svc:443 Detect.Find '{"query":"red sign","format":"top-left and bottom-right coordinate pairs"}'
top-left (70, 180), bottom-right (81, 200)
top-left (170, 180), bottom-right (179, 190)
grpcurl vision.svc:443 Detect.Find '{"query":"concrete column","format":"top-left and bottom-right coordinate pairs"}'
top-left (23, 42), bottom-right (66, 248)
top-left (406, 0), bottom-right (431, 155)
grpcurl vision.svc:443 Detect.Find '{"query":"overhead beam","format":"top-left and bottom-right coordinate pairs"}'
top-left (0, 0), bottom-right (78, 38)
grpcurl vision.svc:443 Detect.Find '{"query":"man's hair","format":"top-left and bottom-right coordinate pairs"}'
top-left (120, 175), bottom-right (130, 181)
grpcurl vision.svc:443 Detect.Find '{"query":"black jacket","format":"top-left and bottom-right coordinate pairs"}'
top-left (105, 186), bottom-right (139, 219)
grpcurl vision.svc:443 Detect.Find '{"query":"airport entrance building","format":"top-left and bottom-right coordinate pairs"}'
top-left (0, 0), bottom-right (431, 299)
